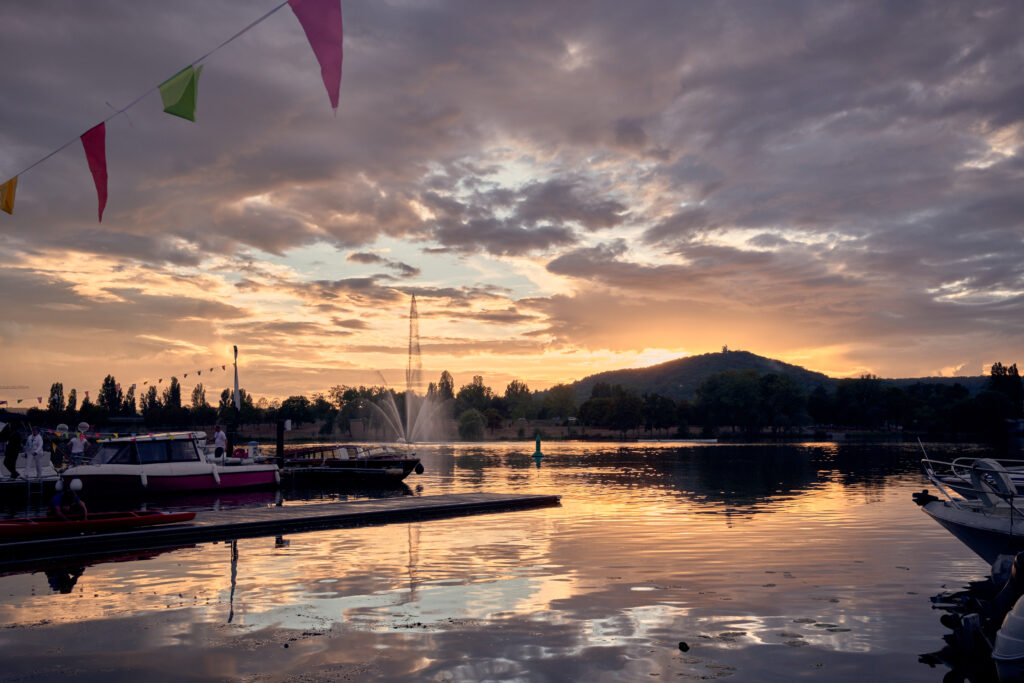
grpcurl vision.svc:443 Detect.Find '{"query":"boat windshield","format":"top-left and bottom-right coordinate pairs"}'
top-left (137, 439), bottom-right (201, 463)
top-left (92, 443), bottom-right (136, 465)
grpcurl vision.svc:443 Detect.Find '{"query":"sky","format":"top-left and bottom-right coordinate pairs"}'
top-left (1, 0), bottom-right (1023, 405)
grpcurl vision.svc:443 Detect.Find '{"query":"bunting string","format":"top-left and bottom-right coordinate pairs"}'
top-left (1, 0), bottom-right (342, 218)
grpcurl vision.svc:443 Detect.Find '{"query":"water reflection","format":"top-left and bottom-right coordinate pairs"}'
top-left (0, 442), bottom-right (1002, 681)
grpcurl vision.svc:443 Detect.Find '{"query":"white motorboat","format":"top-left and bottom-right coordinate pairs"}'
top-left (63, 431), bottom-right (280, 495)
top-left (916, 456), bottom-right (1024, 564)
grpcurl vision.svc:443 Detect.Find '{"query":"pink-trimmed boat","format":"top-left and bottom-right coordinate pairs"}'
top-left (63, 431), bottom-right (280, 495)
top-left (0, 510), bottom-right (196, 540)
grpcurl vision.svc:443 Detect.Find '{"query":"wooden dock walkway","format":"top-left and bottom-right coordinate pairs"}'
top-left (0, 492), bottom-right (560, 566)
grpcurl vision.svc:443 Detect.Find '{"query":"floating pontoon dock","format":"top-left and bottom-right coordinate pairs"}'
top-left (0, 492), bottom-right (560, 566)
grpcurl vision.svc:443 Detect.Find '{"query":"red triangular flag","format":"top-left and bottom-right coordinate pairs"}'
top-left (80, 123), bottom-right (108, 221)
top-left (288, 0), bottom-right (343, 111)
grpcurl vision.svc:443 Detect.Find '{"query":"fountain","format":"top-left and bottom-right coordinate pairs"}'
top-left (362, 295), bottom-right (449, 444)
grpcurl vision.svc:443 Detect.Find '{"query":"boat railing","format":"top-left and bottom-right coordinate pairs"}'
top-left (922, 456), bottom-right (1024, 518)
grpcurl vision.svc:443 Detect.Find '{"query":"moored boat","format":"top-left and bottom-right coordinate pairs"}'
top-left (0, 510), bottom-right (196, 540)
top-left (63, 431), bottom-right (280, 495)
top-left (282, 444), bottom-right (424, 485)
top-left (916, 456), bottom-right (1024, 563)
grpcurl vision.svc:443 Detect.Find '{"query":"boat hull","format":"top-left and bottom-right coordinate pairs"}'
top-left (283, 457), bottom-right (421, 485)
top-left (922, 500), bottom-right (1024, 564)
top-left (0, 510), bottom-right (196, 540)
top-left (63, 465), bottom-right (279, 495)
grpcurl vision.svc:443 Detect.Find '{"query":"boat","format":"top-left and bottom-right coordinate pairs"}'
top-left (0, 510), bottom-right (196, 540)
top-left (1, 450), bottom-right (61, 482)
top-left (931, 456), bottom-right (1024, 500)
top-left (62, 431), bottom-right (280, 495)
top-left (282, 444), bottom-right (424, 485)
top-left (916, 456), bottom-right (1024, 564)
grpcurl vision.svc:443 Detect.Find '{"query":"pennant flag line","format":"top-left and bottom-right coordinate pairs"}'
top-left (159, 65), bottom-right (203, 121)
top-left (288, 0), bottom-right (344, 111)
top-left (80, 123), bottom-right (108, 222)
top-left (0, 176), bottom-right (16, 214)
top-left (1, 0), bottom-right (343, 222)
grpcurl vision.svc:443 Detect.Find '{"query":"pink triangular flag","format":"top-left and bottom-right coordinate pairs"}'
top-left (80, 123), bottom-right (108, 221)
top-left (289, 0), bottom-right (343, 110)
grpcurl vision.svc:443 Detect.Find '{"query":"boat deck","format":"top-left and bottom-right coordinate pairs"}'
top-left (0, 492), bottom-right (561, 566)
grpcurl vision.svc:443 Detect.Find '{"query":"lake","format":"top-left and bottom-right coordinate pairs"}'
top-left (0, 441), bottom-right (1000, 681)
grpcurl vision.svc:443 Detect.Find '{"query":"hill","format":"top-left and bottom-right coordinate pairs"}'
top-left (565, 350), bottom-right (988, 402)
top-left (569, 350), bottom-right (834, 402)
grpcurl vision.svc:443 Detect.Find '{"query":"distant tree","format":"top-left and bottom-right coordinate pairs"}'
top-left (66, 388), bottom-right (78, 415)
top-left (279, 395), bottom-right (313, 426)
top-left (99, 375), bottom-right (123, 418)
top-left (217, 388), bottom-right (233, 420)
top-left (504, 380), bottom-right (534, 419)
top-left (121, 385), bottom-right (137, 417)
top-left (162, 377), bottom-right (182, 411)
top-left (676, 399), bottom-right (693, 436)
top-left (191, 383), bottom-right (208, 409)
top-left (834, 375), bottom-right (885, 428)
top-left (590, 382), bottom-right (614, 399)
top-left (543, 383), bottom-right (577, 421)
top-left (695, 370), bottom-right (761, 433)
top-left (806, 385), bottom-right (833, 425)
top-left (437, 371), bottom-right (455, 402)
top-left (642, 393), bottom-right (677, 435)
top-left (484, 407), bottom-right (503, 434)
top-left (456, 376), bottom-right (493, 414)
top-left (140, 386), bottom-right (162, 427)
top-left (757, 373), bottom-right (805, 432)
top-left (458, 408), bottom-right (486, 441)
top-left (609, 387), bottom-right (643, 436)
top-left (78, 393), bottom-right (104, 427)
top-left (189, 383), bottom-right (216, 426)
top-left (578, 397), bottom-right (613, 428)
top-left (989, 362), bottom-right (1023, 417)
top-left (47, 382), bottom-right (65, 415)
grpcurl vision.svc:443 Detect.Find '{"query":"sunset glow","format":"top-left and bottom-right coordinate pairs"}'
top-left (2, 1), bottom-right (1022, 404)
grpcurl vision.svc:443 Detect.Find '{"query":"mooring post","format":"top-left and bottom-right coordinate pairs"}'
top-left (276, 419), bottom-right (285, 467)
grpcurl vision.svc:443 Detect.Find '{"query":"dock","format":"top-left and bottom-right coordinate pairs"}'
top-left (0, 492), bottom-right (560, 566)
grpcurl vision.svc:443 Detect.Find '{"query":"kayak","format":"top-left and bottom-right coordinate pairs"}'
top-left (0, 510), bottom-right (196, 540)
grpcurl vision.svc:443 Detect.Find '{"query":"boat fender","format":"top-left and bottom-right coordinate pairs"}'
top-left (274, 470), bottom-right (281, 485)
top-left (414, 463), bottom-right (424, 475)
top-left (211, 465), bottom-right (221, 485)
top-left (912, 489), bottom-right (938, 506)
top-left (140, 471), bottom-right (148, 488)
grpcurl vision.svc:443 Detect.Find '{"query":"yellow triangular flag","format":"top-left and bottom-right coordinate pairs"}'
top-left (0, 176), bottom-right (16, 214)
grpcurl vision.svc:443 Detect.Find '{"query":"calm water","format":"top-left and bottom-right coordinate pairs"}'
top-left (0, 441), bottom-right (1000, 681)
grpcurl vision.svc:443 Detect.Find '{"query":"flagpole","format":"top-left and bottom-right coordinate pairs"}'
top-left (232, 345), bottom-right (240, 457)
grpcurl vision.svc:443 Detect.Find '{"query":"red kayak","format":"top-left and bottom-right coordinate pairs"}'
top-left (0, 510), bottom-right (196, 540)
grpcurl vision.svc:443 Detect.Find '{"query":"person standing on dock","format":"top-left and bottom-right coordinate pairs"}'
top-left (25, 425), bottom-right (45, 479)
top-left (68, 431), bottom-right (89, 465)
top-left (213, 425), bottom-right (227, 458)
top-left (1, 422), bottom-right (20, 479)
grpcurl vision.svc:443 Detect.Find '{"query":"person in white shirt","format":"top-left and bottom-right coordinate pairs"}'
top-left (69, 432), bottom-right (88, 464)
top-left (25, 426), bottom-right (45, 479)
top-left (213, 425), bottom-right (228, 458)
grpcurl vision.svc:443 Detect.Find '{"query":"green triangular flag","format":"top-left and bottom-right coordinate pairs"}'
top-left (159, 65), bottom-right (203, 122)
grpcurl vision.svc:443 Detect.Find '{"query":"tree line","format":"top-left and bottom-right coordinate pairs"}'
top-left (17, 362), bottom-right (1023, 442)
